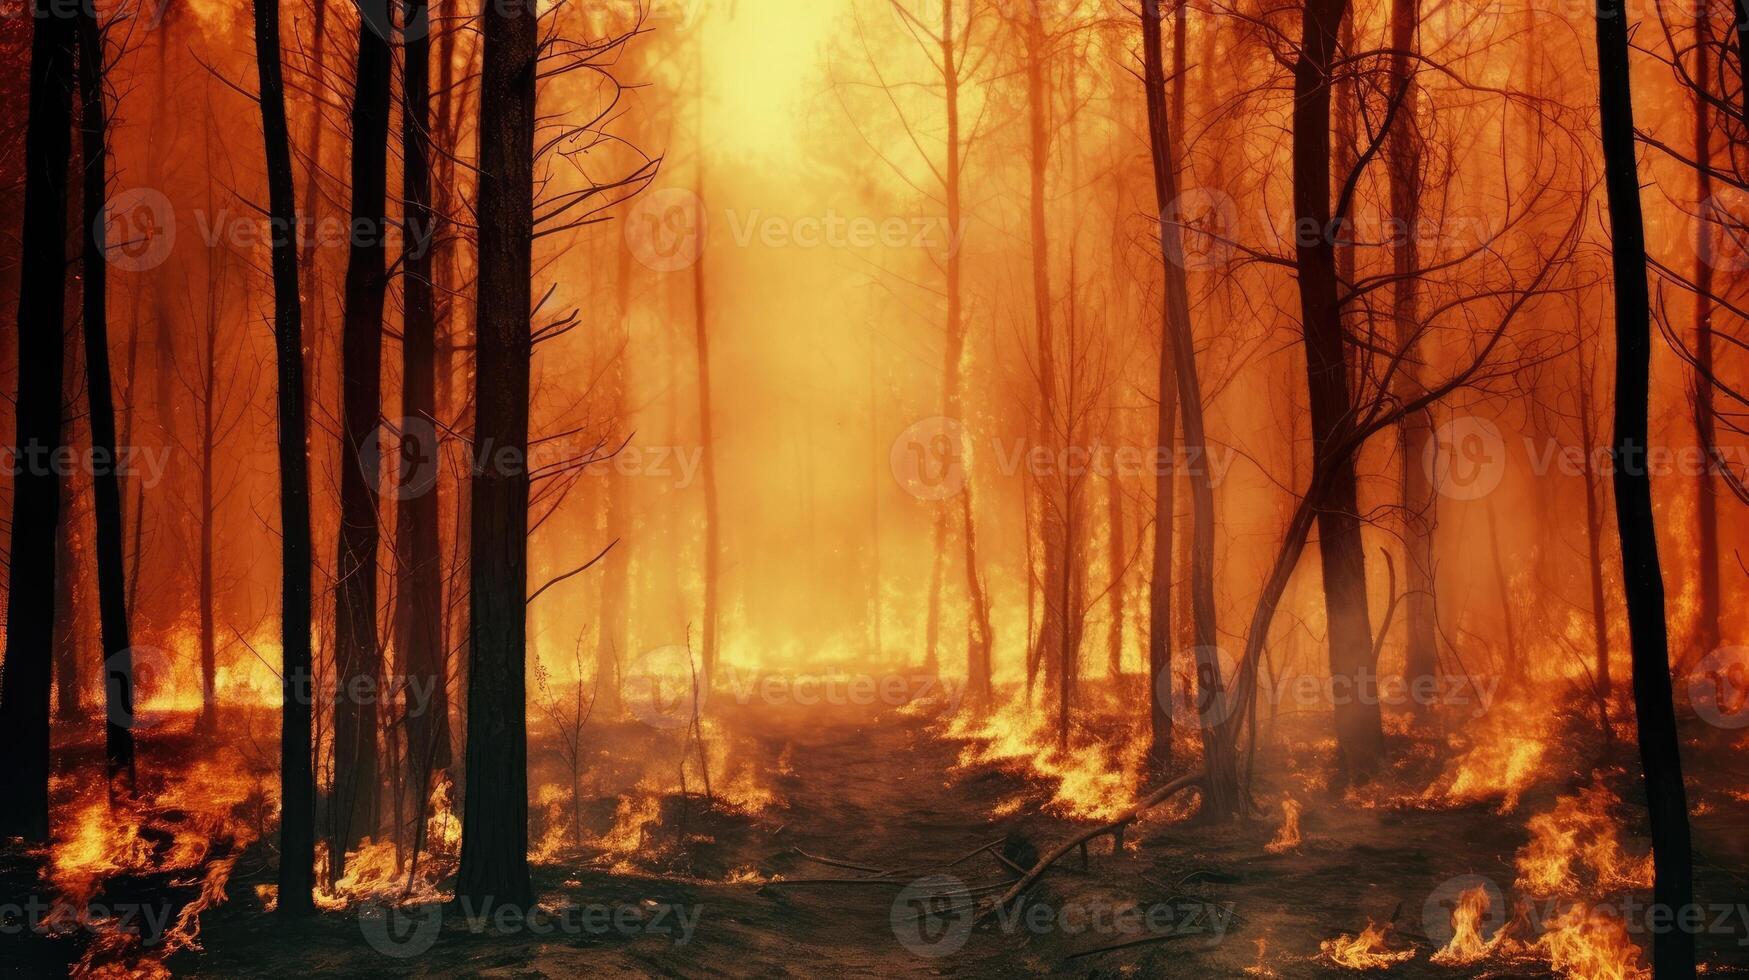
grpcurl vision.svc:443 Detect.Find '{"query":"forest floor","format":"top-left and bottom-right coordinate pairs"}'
top-left (3, 689), bottom-right (1748, 978)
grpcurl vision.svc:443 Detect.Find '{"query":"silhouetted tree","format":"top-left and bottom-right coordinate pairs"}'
top-left (1594, 0), bottom-right (1696, 975)
top-left (0, 0), bottom-right (77, 844)
top-left (254, 0), bottom-right (317, 917)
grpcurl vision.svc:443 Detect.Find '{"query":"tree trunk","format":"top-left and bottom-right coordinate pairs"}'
top-left (1577, 355), bottom-right (1613, 730)
top-left (255, 0), bottom-right (317, 917)
top-left (455, 0), bottom-right (537, 910)
top-left (1387, 0), bottom-right (1438, 703)
top-left (1143, 0), bottom-right (1181, 774)
top-left (1294, 0), bottom-right (1382, 778)
top-left (1140, 0), bottom-right (1238, 815)
top-left (692, 156), bottom-right (721, 683)
top-left (1106, 462), bottom-right (1126, 680)
top-left (0, 0), bottom-right (77, 844)
top-left (395, 0), bottom-right (451, 801)
top-left (330, 0), bottom-right (393, 871)
top-left (1594, 2), bottom-right (1696, 974)
top-left (596, 238), bottom-right (631, 718)
top-left (1690, 8), bottom-right (1721, 657)
top-left (1026, 0), bottom-right (1067, 712)
top-left (943, 0), bottom-right (994, 708)
top-left (79, 3), bottom-right (136, 787)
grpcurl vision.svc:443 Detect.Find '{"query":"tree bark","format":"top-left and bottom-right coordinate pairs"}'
top-left (1387, 0), bottom-right (1438, 703)
top-left (1594, 1), bottom-right (1696, 974)
top-left (395, 0), bottom-right (450, 802)
top-left (255, 0), bottom-right (317, 917)
top-left (1140, 0), bottom-right (1238, 815)
top-left (455, 0), bottom-right (537, 910)
top-left (1143, 0), bottom-right (1182, 774)
top-left (1690, 7), bottom-right (1720, 656)
top-left (1294, 0), bottom-right (1382, 778)
top-left (329, 0), bottom-right (393, 870)
top-left (0, 0), bottom-right (77, 844)
top-left (78, 6), bottom-right (138, 790)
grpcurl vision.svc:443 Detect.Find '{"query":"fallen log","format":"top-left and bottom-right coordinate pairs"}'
top-left (980, 771), bottom-right (1206, 920)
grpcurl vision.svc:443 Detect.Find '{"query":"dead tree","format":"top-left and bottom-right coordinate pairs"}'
top-left (0, 0), bottom-right (77, 844)
top-left (255, 0), bottom-right (318, 917)
top-left (394, 0), bottom-right (451, 810)
top-left (1594, 1), bottom-right (1697, 975)
top-left (1139, 0), bottom-right (1239, 815)
top-left (455, 0), bottom-right (539, 911)
top-left (330, 0), bottom-right (395, 872)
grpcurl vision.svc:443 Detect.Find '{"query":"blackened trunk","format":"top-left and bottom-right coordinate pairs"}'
top-left (0, 0), bottom-right (77, 844)
top-left (255, 0), bottom-right (317, 917)
top-left (1387, 0), bottom-right (1438, 702)
top-left (455, 0), bottom-right (537, 910)
top-left (79, 8), bottom-right (137, 789)
top-left (1295, 0), bottom-right (1381, 778)
top-left (1594, 2), bottom-right (1696, 975)
top-left (1140, 0), bottom-right (1238, 814)
top-left (330, 0), bottom-right (393, 870)
top-left (1690, 8), bottom-right (1720, 658)
top-left (395, 0), bottom-right (450, 796)
top-left (1143, 0), bottom-right (1181, 774)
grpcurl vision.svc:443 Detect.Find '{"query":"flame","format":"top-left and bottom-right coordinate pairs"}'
top-left (1515, 784), bottom-right (1652, 899)
top-left (1430, 885), bottom-right (1507, 965)
top-left (946, 690), bottom-right (1145, 822)
top-left (1317, 921), bottom-right (1415, 970)
top-left (48, 756), bottom-right (271, 975)
top-left (1537, 906), bottom-right (1650, 980)
top-left (1264, 797), bottom-right (1302, 854)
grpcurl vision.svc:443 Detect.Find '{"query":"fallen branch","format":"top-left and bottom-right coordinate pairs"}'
top-left (980, 771), bottom-right (1206, 920)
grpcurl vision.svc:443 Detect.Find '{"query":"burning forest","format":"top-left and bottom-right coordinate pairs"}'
top-left (0, 0), bottom-right (1746, 976)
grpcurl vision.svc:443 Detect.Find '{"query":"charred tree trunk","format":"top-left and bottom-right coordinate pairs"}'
top-left (1140, 0), bottom-right (1238, 814)
top-left (79, 6), bottom-right (137, 789)
top-left (255, 0), bottom-right (317, 917)
top-left (455, 0), bottom-right (537, 910)
top-left (1026, 0), bottom-right (1067, 712)
top-left (54, 478), bottom-right (81, 722)
top-left (1577, 354), bottom-right (1613, 729)
top-left (1690, 8), bottom-right (1721, 657)
top-left (1106, 463), bottom-right (1126, 680)
top-left (1387, 0), bottom-right (1438, 703)
top-left (1143, 0), bottom-right (1181, 774)
top-left (330, 0), bottom-right (393, 871)
top-left (395, 0), bottom-right (451, 800)
top-left (0, 0), bottom-right (77, 844)
top-left (1594, 2), bottom-right (1696, 974)
top-left (1294, 0), bottom-right (1382, 778)
top-left (692, 159), bottom-right (721, 683)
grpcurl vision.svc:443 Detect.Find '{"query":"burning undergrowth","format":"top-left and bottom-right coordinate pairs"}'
top-left (941, 680), bottom-right (1160, 825)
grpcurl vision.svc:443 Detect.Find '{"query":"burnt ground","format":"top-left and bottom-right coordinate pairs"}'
top-left (3, 694), bottom-right (1748, 978)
